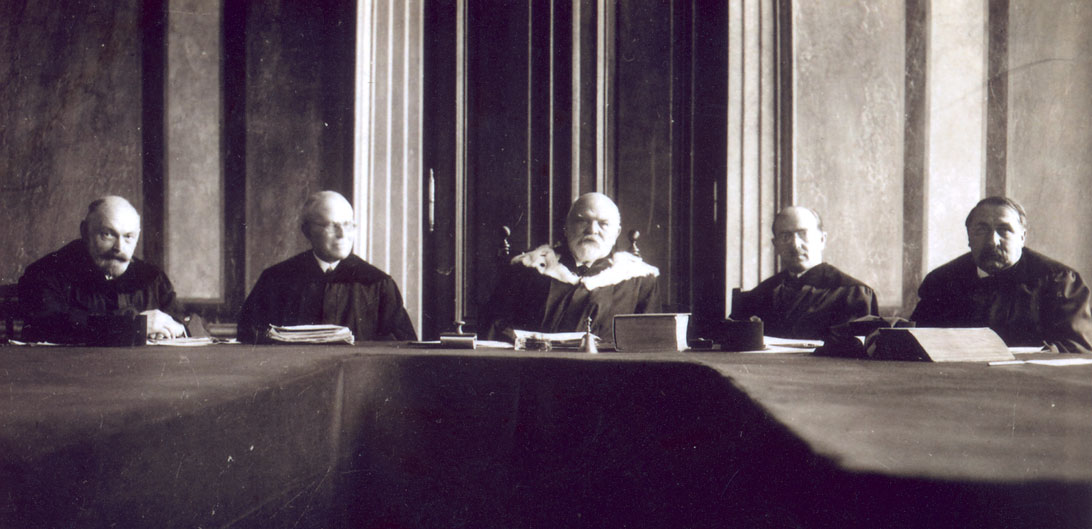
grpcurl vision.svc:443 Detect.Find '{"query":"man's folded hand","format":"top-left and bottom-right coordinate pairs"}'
top-left (142, 309), bottom-right (186, 341)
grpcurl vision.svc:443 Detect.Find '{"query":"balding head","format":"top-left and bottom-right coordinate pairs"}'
top-left (772, 206), bottom-right (826, 274)
top-left (80, 196), bottom-right (142, 278)
top-left (565, 192), bottom-right (622, 264)
top-left (301, 191), bottom-right (357, 262)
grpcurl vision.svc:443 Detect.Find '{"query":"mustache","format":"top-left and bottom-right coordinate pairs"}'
top-left (97, 252), bottom-right (130, 263)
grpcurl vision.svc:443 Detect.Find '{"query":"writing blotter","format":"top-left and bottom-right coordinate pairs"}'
top-left (869, 327), bottom-right (1014, 363)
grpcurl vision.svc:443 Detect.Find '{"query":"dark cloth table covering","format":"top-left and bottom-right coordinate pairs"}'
top-left (0, 344), bottom-right (1088, 528)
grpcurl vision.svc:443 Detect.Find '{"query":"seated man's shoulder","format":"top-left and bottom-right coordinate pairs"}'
top-left (258, 251), bottom-right (315, 278)
top-left (121, 257), bottom-right (167, 283)
top-left (507, 245), bottom-right (658, 286)
top-left (508, 244), bottom-right (575, 283)
top-left (809, 263), bottom-right (873, 291)
top-left (1022, 248), bottom-right (1081, 278)
top-left (23, 240), bottom-right (83, 275)
top-left (337, 254), bottom-right (399, 285)
top-left (921, 253), bottom-right (976, 283)
top-left (607, 251), bottom-right (659, 278)
top-left (261, 251), bottom-right (396, 285)
top-left (511, 244), bottom-right (561, 269)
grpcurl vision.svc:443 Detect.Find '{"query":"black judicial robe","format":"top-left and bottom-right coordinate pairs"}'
top-left (237, 251), bottom-right (417, 343)
top-left (482, 245), bottom-right (661, 341)
top-left (730, 262), bottom-right (878, 340)
top-left (911, 249), bottom-right (1092, 353)
top-left (18, 240), bottom-right (182, 344)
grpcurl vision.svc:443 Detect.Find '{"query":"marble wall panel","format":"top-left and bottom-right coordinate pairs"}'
top-left (244, 0), bottom-right (352, 292)
top-left (1008, 0), bottom-right (1092, 284)
top-left (0, 0), bottom-right (144, 283)
top-left (167, 0), bottom-right (222, 300)
top-left (924, 0), bottom-right (987, 273)
top-left (792, 0), bottom-right (905, 309)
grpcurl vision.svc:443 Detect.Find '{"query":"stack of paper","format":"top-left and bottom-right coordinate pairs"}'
top-left (511, 330), bottom-right (596, 351)
top-left (266, 324), bottom-right (355, 345)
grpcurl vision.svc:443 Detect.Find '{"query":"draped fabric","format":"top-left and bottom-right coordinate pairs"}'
top-left (730, 263), bottom-right (878, 340)
top-left (482, 245), bottom-right (661, 341)
top-left (18, 240), bottom-right (182, 344)
top-left (237, 252), bottom-right (417, 343)
top-left (911, 250), bottom-right (1092, 353)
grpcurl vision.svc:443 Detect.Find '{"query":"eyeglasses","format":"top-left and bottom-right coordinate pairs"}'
top-left (314, 221), bottom-right (358, 234)
top-left (773, 230), bottom-right (812, 244)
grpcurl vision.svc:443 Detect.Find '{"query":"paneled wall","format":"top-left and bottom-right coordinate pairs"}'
top-left (787, 0), bottom-right (1092, 316)
top-left (166, 0), bottom-right (223, 301)
top-left (4, 0), bottom-right (1091, 331)
top-left (1008, 0), bottom-right (1092, 285)
top-left (791, 0), bottom-right (907, 312)
top-left (354, 0), bottom-right (425, 337)
top-left (0, 0), bottom-right (146, 283)
top-left (242, 0), bottom-right (356, 299)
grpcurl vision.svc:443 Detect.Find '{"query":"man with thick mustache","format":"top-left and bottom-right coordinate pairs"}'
top-left (482, 192), bottom-right (660, 341)
top-left (730, 206), bottom-right (878, 339)
top-left (911, 196), bottom-right (1092, 352)
top-left (18, 196), bottom-right (185, 343)
top-left (237, 190), bottom-right (416, 343)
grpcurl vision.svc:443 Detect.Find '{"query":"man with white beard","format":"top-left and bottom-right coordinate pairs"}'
top-left (482, 192), bottom-right (660, 341)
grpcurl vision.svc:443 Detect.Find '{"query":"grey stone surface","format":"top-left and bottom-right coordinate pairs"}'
top-left (0, 1), bottom-right (144, 283)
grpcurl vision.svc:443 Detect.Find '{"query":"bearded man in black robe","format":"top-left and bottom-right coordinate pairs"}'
top-left (730, 206), bottom-right (878, 339)
top-left (237, 191), bottom-right (416, 343)
top-left (19, 196), bottom-right (186, 343)
top-left (482, 192), bottom-right (660, 341)
top-left (911, 196), bottom-right (1092, 353)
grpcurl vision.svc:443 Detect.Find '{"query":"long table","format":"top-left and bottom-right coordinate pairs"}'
top-left (1, 343), bottom-right (1088, 528)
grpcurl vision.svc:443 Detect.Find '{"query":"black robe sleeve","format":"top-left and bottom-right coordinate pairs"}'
top-left (1043, 269), bottom-right (1092, 353)
top-left (18, 241), bottom-right (181, 344)
top-left (369, 275), bottom-right (418, 341)
top-left (731, 264), bottom-right (878, 340)
top-left (481, 262), bottom-right (551, 341)
top-left (237, 253), bottom-right (417, 344)
top-left (911, 251), bottom-right (1092, 353)
top-left (482, 247), bottom-right (661, 341)
top-left (236, 268), bottom-right (279, 344)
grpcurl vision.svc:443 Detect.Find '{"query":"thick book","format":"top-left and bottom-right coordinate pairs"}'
top-left (613, 313), bottom-right (690, 352)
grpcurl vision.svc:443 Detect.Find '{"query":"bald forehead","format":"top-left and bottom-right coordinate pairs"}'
top-left (86, 196), bottom-right (140, 226)
top-left (567, 193), bottom-right (620, 223)
top-left (773, 207), bottom-right (821, 233)
top-left (302, 191), bottom-right (353, 222)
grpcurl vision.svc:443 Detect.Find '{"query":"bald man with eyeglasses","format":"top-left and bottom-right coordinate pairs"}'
top-left (730, 206), bottom-right (878, 339)
top-left (237, 190), bottom-right (416, 343)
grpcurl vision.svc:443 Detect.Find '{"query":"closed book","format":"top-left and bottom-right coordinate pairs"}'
top-left (613, 313), bottom-right (690, 352)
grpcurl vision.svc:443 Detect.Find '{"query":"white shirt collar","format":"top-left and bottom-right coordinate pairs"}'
top-left (313, 253), bottom-right (340, 273)
top-left (976, 267), bottom-right (990, 278)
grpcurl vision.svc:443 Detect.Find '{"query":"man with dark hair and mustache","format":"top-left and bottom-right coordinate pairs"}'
top-left (18, 195), bottom-right (185, 343)
top-left (911, 196), bottom-right (1092, 352)
top-left (730, 206), bottom-right (878, 339)
top-left (482, 192), bottom-right (660, 341)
